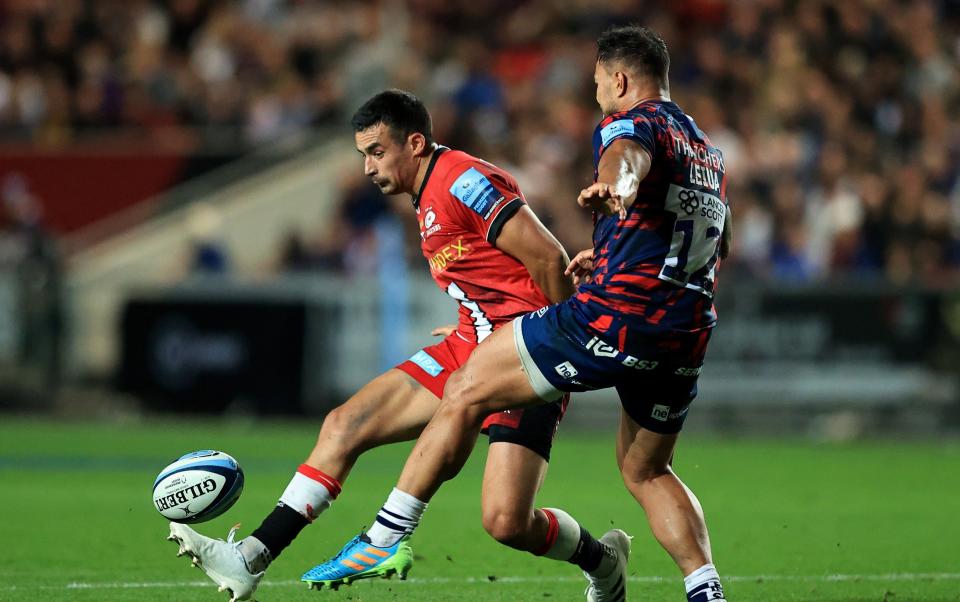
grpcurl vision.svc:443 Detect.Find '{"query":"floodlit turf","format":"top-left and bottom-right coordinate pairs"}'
top-left (1, 417), bottom-right (958, 601)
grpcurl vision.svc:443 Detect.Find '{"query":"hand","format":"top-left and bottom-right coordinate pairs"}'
top-left (564, 248), bottom-right (594, 285)
top-left (577, 182), bottom-right (626, 220)
top-left (431, 324), bottom-right (457, 337)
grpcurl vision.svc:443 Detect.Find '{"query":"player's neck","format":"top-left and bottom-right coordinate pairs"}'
top-left (616, 88), bottom-right (671, 112)
top-left (411, 143), bottom-right (440, 197)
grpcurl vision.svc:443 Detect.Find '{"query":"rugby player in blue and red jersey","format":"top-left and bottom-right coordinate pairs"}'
top-left (346, 26), bottom-right (732, 602)
top-left (167, 90), bottom-right (622, 601)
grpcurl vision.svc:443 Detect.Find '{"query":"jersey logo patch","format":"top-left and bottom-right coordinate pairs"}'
top-left (554, 361), bottom-right (578, 379)
top-left (450, 167), bottom-right (504, 218)
top-left (600, 119), bottom-right (635, 147)
top-left (409, 350), bottom-right (444, 377)
top-left (420, 208), bottom-right (442, 239)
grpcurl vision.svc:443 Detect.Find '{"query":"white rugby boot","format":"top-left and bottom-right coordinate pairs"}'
top-left (168, 522), bottom-right (265, 601)
top-left (584, 529), bottom-right (632, 602)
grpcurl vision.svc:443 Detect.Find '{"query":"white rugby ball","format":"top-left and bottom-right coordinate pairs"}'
top-left (152, 450), bottom-right (244, 523)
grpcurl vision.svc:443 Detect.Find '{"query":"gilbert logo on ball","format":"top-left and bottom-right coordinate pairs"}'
top-left (152, 450), bottom-right (244, 524)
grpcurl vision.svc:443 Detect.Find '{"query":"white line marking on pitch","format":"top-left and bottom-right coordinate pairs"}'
top-left (2, 573), bottom-right (959, 591)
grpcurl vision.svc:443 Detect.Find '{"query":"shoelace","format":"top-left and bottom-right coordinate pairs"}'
top-left (226, 524), bottom-right (241, 544)
top-left (328, 534), bottom-right (364, 563)
top-left (224, 523), bottom-right (271, 575)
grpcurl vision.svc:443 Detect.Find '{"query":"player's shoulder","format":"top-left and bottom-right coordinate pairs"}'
top-left (433, 149), bottom-right (478, 181)
top-left (436, 149), bottom-right (508, 177)
top-left (428, 149), bottom-right (522, 224)
top-left (595, 102), bottom-right (665, 150)
top-left (434, 149), bottom-right (517, 192)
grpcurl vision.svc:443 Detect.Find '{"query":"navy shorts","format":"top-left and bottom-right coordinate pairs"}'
top-left (512, 299), bottom-right (712, 434)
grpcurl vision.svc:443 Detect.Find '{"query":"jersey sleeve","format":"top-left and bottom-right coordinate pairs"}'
top-left (445, 161), bottom-right (525, 245)
top-left (595, 112), bottom-right (657, 157)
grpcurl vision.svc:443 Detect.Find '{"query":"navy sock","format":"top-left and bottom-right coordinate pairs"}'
top-left (250, 503), bottom-right (309, 559)
top-left (568, 526), bottom-right (605, 573)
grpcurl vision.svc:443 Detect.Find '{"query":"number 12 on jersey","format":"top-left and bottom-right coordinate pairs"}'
top-left (660, 185), bottom-right (725, 297)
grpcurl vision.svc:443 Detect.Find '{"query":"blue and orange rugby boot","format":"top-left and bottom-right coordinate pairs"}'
top-left (301, 533), bottom-right (413, 591)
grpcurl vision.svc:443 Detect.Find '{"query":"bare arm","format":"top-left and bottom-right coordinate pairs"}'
top-left (720, 203), bottom-right (733, 260)
top-left (495, 205), bottom-right (575, 303)
top-left (578, 138), bottom-right (652, 218)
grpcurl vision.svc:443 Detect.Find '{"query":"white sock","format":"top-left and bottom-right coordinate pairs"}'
top-left (365, 488), bottom-right (428, 547)
top-left (538, 508), bottom-right (617, 578)
top-left (539, 508), bottom-right (582, 560)
top-left (278, 464), bottom-right (341, 520)
top-left (685, 563), bottom-right (726, 601)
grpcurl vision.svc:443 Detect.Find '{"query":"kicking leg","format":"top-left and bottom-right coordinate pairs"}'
top-left (299, 336), bottom-right (541, 590)
top-left (249, 369), bottom-right (440, 562)
top-left (169, 369), bottom-right (440, 600)
top-left (617, 408), bottom-right (726, 601)
top-left (305, 369), bottom-right (437, 481)
top-left (300, 326), bottom-right (544, 589)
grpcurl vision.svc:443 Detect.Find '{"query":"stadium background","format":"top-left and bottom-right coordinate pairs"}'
top-left (1, 1), bottom-right (959, 600)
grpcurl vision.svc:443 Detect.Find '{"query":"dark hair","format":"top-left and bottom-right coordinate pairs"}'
top-left (351, 89), bottom-right (434, 145)
top-left (597, 25), bottom-right (670, 88)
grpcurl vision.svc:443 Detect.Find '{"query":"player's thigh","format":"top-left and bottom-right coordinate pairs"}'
top-left (318, 368), bottom-right (440, 446)
top-left (616, 407), bottom-right (679, 481)
top-left (481, 441), bottom-right (548, 519)
top-left (613, 365), bottom-right (699, 471)
top-left (446, 323), bottom-right (542, 414)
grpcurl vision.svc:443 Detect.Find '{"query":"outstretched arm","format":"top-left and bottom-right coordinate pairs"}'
top-left (577, 138), bottom-right (652, 218)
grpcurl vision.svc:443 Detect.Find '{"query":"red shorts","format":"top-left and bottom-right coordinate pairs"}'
top-left (396, 333), bottom-right (568, 461)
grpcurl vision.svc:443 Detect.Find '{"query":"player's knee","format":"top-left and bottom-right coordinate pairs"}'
top-left (482, 507), bottom-right (533, 549)
top-left (621, 459), bottom-right (671, 491)
top-left (317, 405), bottom-right (366, 456)
top-left (441, 370), bottom-right (487, 424)
top-left (442, 369), bottom-right (472, 404)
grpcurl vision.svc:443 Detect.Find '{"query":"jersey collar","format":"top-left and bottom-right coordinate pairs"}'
top-left (412, 145), bottom-right (448, 210)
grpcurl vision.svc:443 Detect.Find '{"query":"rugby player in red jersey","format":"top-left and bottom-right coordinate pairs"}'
top-left (168, 90), bottom-right (616, 601)
top-left (344, 26), bottom-right (733, 602)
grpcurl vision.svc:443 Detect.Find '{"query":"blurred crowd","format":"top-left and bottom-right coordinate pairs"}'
top-left (2, 0), bottom-right (959, 284)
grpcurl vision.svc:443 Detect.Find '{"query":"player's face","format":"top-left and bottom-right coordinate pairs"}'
top-left (355, 123), bottom-right (418, 195)
top-left (594, 60), bottom-right (616, 116)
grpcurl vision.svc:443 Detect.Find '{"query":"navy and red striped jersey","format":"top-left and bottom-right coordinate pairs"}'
top-left (579, 100), bottom-right (728, 334)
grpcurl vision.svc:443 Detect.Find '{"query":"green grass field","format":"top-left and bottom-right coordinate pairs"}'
top-left (0, 417), bottom-right (958, 601)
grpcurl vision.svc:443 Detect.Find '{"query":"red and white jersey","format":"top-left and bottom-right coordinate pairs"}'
top-left (414, 147), bottom-right (552, 344)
